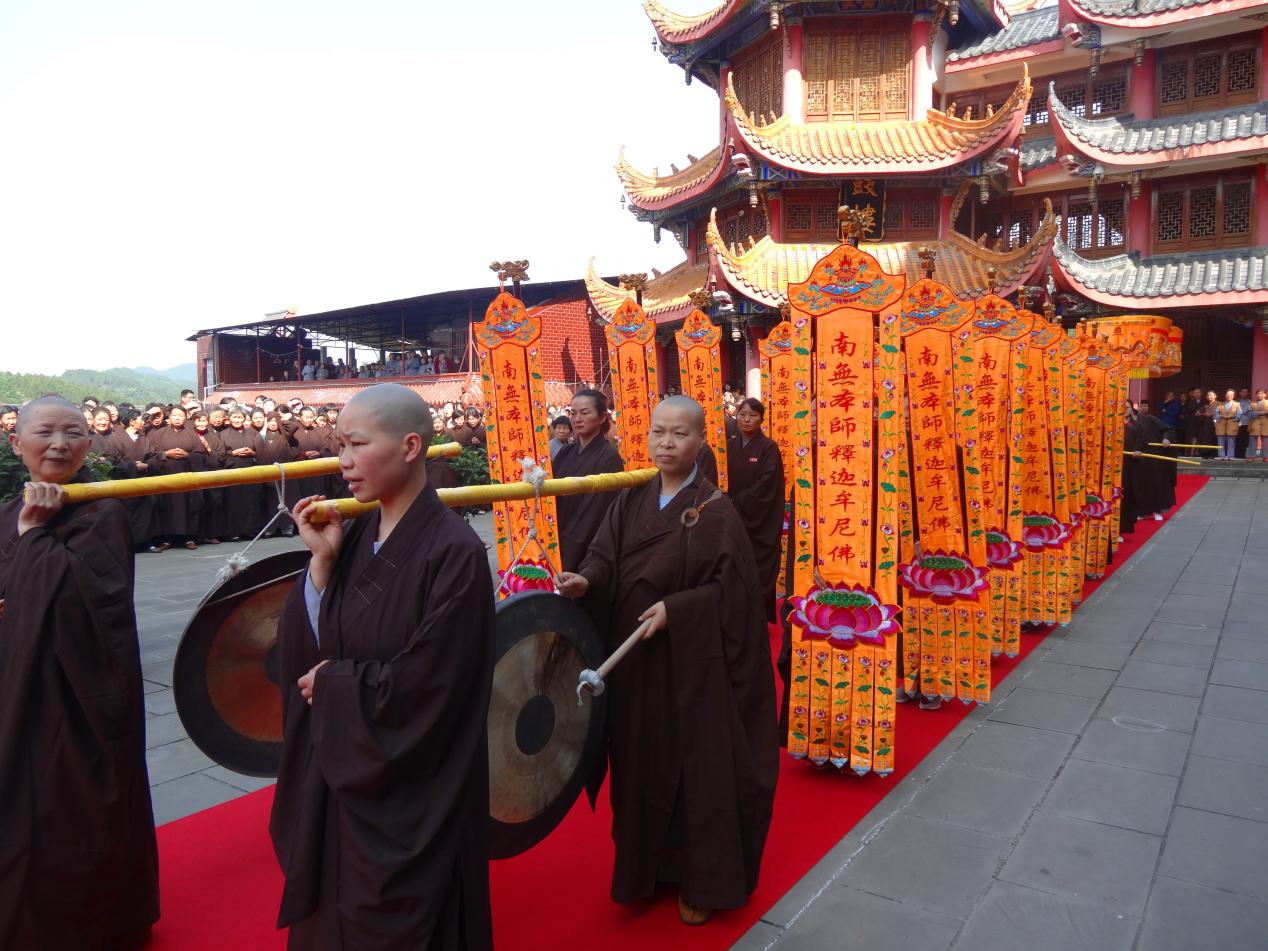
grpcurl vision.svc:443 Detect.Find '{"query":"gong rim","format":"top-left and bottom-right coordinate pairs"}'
top-left (173, 550), bottom-right (308, 777)
top-left (488, 591), bottom-right (607, 860)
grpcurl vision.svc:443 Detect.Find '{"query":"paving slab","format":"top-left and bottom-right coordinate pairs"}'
top-left (1114, 659), bottom-right (1209, 697)
top-left (985, 687), bottom-right (1099, 735)
top-left (836, 815), bottom-right (1010, 917)
top-left (1157, 806), bottom-right (1268, 900)
top-left (1043, 642), bottom-right (1132, 671)
top-left (150, 771), bottom-right (246, 826)
top-left (1097, 686), bottom-right (1200, 734)
top-left (1216, 635), bottom-right (1268, 664)
top-left (1137, 877), bottom-right (1268, 951)
top-left (1176, 755), bottom-right (1268, 824)
top-left (904, 762), bottom-right (1049, 837)
top-left (770, 886), bottom-right (963, 951)
top-left (1140, 620), bottom-right (1221, 646)
top-left (1128, 639), bottom-right (1215, 669)
top-left (1070, 717), bottom-right (1191, 777)
top-left (950, 881), bottom-right (1138, 951)
top-left (951, 721), bottom-right (1076, 781)
top-left (1020, 662), bottom-right (1118, 700)
top-left (1042, 759), bottom-right (1177, 835)
top-left (1192, 714), bottom-right (1268, 767)
top-left (1203, 684), bottom-right (1268, 724)
top-left (1208, 657), bottom-right (1268, 692)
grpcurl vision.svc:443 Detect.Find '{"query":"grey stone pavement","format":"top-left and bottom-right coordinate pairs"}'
top-left (136, 511), bottom-right (500, 826)
top-left (738, 475), bottom-right (1268, 951)
top-left (136, 481), bottom-right (1268, 950)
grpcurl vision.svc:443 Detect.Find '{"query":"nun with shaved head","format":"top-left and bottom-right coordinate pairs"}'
top-left (0, 396), bottom-right (159, 948)
top-left (557, 396), bottom-right (778, 926)
top-left (269, 383), bottom-right (495, 949)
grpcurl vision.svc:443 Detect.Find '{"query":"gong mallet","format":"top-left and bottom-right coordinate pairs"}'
top-left (30, 443), bottom-right (462, 504)
top-left (576, 617), bottom-right (655, 703)
top-left (1123, 450), bottom-right (1202, 466)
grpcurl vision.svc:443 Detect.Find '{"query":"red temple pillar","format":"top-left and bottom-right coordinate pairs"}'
top-left (783, 18), bottom-right (804, 123)
top-left (1256, 163), bottom-right (1268, 247)
top-left (911, 14), bottom-right (934, 121)
top-left (1260, 27), bottom-right (1268, 101)
top-left (1131, 49), bottom-right (1155, 119)
top-left (938, 190), bottom-right (955, 238)
top-left (1128, 181), bottom-right (1151, 255)
top-left (1253, 322), bottom-right (1268, 395)
top-left (767, 192), bottom-right (783, 241)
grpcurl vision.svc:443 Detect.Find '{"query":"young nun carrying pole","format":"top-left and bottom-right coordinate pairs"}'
top-left (557, 396), bottom-right (778, 926)
top-left (269, 383), bottom-right (495, 950)
top-left (0, 396), bottom-right (159, 949)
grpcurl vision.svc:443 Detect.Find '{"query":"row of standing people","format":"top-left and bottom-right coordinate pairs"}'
top-left (1161, 387), bottom-right (1268, 459)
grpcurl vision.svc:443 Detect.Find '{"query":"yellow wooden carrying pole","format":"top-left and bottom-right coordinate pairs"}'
top-left (39, 443), bottom-right (462, 504)
top-left (1124, 450), bottom-right (1202, 466)
top-left (309, 468), bottom-right (659, 523)
top-left (1151, 442), bottom-right (1219, 449)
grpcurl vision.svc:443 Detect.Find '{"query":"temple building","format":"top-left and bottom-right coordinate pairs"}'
top-left (589, 0), bottom-right (1268, 398)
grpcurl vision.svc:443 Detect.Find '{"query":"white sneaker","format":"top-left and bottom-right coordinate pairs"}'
top-left (1153, 513), bottom-right (1163, 521)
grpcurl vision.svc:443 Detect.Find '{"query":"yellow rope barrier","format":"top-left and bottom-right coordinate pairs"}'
top-left (40, 443), bottom-right (462, 504)
top-left (309, 468), bottom-right (659, 523)
top-left (1124, 451), bottom-right (1202, 466)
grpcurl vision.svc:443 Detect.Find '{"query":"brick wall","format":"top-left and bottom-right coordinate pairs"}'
top-left (534, 291), bottom-right (608, 386)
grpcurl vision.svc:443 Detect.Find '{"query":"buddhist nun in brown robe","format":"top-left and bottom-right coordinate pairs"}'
top-left (0, 396), bottom-right (159, 949)
top-left (558, 396), bottom-right (778, 926)
top-left (725, 397), bottom-right (785, 621)
top-left (270, 383), bottom-right (494, 950)
top-left (552, 388), bottom-right (623, 572)
top-left (145, 403), bottom-right (207, 549)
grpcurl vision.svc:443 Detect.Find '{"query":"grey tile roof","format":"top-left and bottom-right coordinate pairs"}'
top-left (947, 7), bottom-right (1060, 62)
top-left (1072, 0), bottom-right (1219, 17)
top-left (1021, 136), bottom-right (1058, 169)
top-left (1053, 239), bottom-right (1268, 298)
top-left (1050, 86), bottom-right (1268, 156)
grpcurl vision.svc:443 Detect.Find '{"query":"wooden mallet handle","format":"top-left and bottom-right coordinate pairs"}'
top-left (576, 617), bottom-right (655, 703)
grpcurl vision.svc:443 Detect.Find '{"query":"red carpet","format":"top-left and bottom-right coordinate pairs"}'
top-left (150, 475), bottom-right (1207, 949)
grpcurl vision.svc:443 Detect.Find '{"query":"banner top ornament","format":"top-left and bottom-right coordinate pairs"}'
top-left (788, 243), bottom-right (905, 316)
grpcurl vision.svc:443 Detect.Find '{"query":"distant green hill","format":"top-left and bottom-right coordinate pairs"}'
top-left (0, 366), bottom-right (193, 407)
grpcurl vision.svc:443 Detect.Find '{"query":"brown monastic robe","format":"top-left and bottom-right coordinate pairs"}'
top-left (726, 431), bottom-right (785, 619)
top-left (145, 423), bottom-right (207, 538)
top-left (577, 471), bottom-right (778, 910)
top-left (270, 484), bottom-right (494, 950)
top-left (285, 424), bottom-right (331, 509)
top-left (112, 429), bottom-right (161, 545)
top-left (219, 425), bottom-right (264, 538)
top-left (0, 494), bottom-right (159, 949)
top-left (552, 434), bottom-right (624, 572)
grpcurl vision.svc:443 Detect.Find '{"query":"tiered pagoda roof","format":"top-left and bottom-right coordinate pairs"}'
top-left (1052, 239), bottom-right (1268, 307)
top-left (706, 203), bottom-right (1059, 306)
top-left (1049, 89), bottom-right (1268, 168)
top-left (585, 258), bottom-right (710, 324)
top-left (643, 0), bottom-right (744, 45)
top-left (724, 70), bottom-right (1032, 174)
top-left (1059, 0), bottom-right (1268, 27)
top-left (616, 146), bottom-right (727, 211)
top-left (946, 7), bottom-right (1061, 69)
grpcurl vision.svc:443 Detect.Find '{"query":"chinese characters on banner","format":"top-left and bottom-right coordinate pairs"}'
top-left (896, 280), bottom-right (993, 706)
top-left (784, 245), bottom-right (906, 776)
top-left (675, 309), bottom-right (728, 490)
top-left (475, 291), bottom-right (560, 589)
top-left (604, 299), bottom-right (659, 471)
top-left (758, 321), bottom-right (796, 593)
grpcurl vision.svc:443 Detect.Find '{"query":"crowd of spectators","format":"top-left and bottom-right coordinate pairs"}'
top-left (1155, 387), bottom-right (1268, 460)
top-left (292, 350), bottom-right (457, 382)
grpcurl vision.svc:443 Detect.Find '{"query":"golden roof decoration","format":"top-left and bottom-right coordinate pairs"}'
top-left (724, 67), bottom-right (1032, 174)
top-left (616, 146), bottom-right (727, 211)
top-left (644, 0), bottom-right (746, 45)
top-left (585, 258), bottom-right (711, 323)
top-left (705, 201), bottom-right (1057, 306)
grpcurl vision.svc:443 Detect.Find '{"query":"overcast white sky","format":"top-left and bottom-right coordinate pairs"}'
top-left (0, 0), bottom-right (719, 374)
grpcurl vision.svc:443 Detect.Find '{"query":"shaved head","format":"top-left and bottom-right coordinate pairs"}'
top-left (342, 383), bottom-right (432, 441)
top-left (654, 395), bottom-right (706, 435)
top-left (16, 395), bottom-right (81, 434)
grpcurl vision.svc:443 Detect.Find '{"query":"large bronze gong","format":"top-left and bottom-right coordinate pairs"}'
top-left (173, 554), bottom-right (607, 858)
top-left (172, 550), bottom-right (308, 776)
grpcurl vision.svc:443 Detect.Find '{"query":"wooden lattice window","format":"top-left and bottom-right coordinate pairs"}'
top-left (805, 21), bottom-right (910, 121)
top-left (884, 189), bottom-right (939, 239)
top-left (1153, 175), bottom-right (1254, 252)
top-left (952, 86), bottom-right (1012, 123)
top-left (732, 36), bottom-right (783, 121)
top-left (1157, 39), bottom-right (1259, 116)
top-left (961, 188), bottom-right (1125, 257)
top-left (716, 204), bottom-right (770, 249)
top-left (1024, 68), bottom-right (1129, 132)
top-left (784, 190), bottom-right (842, 241)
